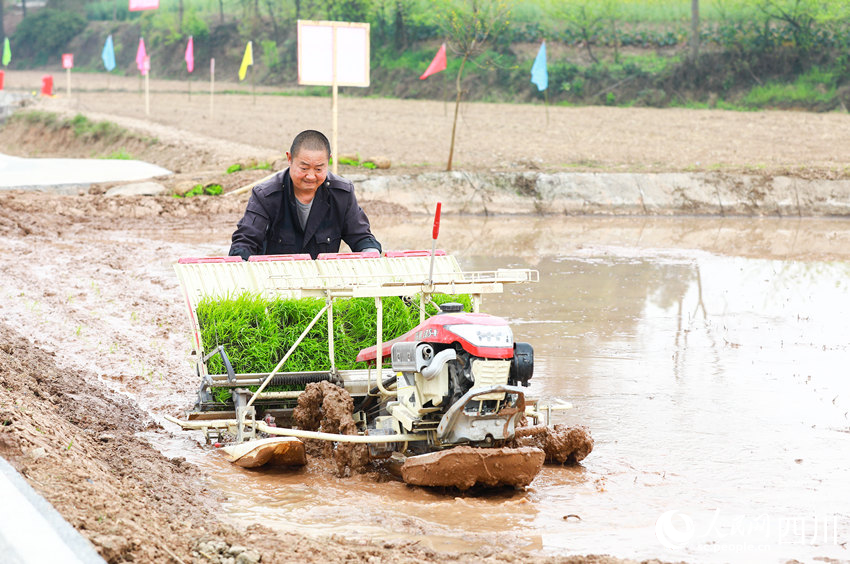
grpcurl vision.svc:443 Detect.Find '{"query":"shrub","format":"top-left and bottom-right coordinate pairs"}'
top-left (12, 10), bottom-right (87, 63)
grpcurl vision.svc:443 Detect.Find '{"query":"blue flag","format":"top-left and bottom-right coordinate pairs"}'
top-left (531, 41), bottom-right (548, 92)
top-left (102, 35), bottom-right (116, 72)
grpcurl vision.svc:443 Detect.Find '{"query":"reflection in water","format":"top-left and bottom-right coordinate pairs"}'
top-left (180, 217), bottom-right (850, 563)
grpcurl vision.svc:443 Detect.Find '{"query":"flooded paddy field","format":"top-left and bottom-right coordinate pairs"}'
top-left (153, 214), bottom-right (850, 563)
top-left (1, 195), bottom-right (848, 563)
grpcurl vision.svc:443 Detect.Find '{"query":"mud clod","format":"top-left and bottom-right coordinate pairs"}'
top-left (515, 424), bottom-right (594, 465)
top-left (291, 381), bottom-right (369, 476)
top-left (401, 446), bottom-right (545, 490)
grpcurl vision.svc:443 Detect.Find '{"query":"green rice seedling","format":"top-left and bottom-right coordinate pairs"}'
top-left (197, 292), bottom-right (474, 403)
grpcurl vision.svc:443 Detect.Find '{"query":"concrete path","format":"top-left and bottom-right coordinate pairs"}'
top-left (0, 457), bottom-right (105, 563)
top-left (0, 152), bottom-right (171, 193)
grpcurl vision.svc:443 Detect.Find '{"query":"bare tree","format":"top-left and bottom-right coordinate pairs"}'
top-left (0, 0), bottom-right (5, 48)
top-left (438, 0), bottom-right (510, 171)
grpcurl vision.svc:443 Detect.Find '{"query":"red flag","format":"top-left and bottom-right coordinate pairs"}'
top-left (135, 37), bottom-right (147, 73)
top-left (185, 36), bottom-right (194, 73)
top-left (419, 43), bottom-right (447, 80)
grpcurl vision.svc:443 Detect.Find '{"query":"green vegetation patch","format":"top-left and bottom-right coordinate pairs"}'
top-left (101, 149), bottom-right (133, 160)
top-left (331, 155), bottom-right (377, 170)
top-left (226, 162), bottom-right (273, 174)
top-left (174, 184), bottom-right (223, 198)
top-left (743, 67), bottom-right (837, 109)
top-left (197, 293), bottom-right (473, 377)
top-left (8, 111), bottom-right (158, 146)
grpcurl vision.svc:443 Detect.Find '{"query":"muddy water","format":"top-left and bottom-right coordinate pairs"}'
top-left (166, 216), bottom-right (850, 563)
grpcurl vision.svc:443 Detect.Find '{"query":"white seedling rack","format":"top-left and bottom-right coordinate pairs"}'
top-left (173, 250), bottom-right (539, 437)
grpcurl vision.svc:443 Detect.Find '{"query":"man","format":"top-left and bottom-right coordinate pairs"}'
top-left (229, 130), bottom-right (381, 260)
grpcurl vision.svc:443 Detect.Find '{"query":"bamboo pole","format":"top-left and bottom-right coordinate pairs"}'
top-left (210, 57), bottom-right (215, 117)
top-left (331, 25), bottom-right (339, 175)
top-left (225, 170), bottom-right (277, 197)
top-left (144, 71), bottom-right (150, 116)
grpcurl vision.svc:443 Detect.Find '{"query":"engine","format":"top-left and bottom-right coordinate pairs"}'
top-left (368, 303), bottom-right (534, 453)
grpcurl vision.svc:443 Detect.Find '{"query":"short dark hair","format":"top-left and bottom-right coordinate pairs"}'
top-left (290, 130), bottom-right (331, 159)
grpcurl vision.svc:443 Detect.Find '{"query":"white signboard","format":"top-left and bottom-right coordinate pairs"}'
top-left (297, 20), bottom-right (370, 87)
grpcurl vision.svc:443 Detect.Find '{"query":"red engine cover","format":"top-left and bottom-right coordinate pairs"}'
top-left (356, 312), bottom-right (514, 362)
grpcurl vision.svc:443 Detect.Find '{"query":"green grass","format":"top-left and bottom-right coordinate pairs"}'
top-left (743, 67), bottom-right (837, 108)
top-left (101, 149), bottom-right (133, 160)
top-left (8, 111), bottom-right (158, 145)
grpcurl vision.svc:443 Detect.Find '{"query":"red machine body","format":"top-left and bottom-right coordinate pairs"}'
top-left (356, 311), bottom-right (514, 363)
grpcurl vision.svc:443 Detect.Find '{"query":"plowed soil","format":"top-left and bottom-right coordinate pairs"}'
top-left (4, 70), bottom-right (850, 180)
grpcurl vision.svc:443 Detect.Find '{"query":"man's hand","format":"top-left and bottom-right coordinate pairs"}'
top-left (229, 248), bottom-right (252, 261)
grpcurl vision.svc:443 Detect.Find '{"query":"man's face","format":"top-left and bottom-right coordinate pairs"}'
top-left (287, 148), bottom-right (329, 195)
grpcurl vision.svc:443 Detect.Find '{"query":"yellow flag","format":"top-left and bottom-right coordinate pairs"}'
top-left (238, 41), bottom-right (253, 81)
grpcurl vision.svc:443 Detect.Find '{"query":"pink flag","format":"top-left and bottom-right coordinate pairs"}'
top-left (420, 43), bottom-right (447, 80)
top-left (185, 36), bottom-right (194, 73)
top-left (136, 38), bottom-right (147, 73)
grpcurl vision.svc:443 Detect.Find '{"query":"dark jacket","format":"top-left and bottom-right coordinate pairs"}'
top-left (229, 169), bottom-right (380, 260)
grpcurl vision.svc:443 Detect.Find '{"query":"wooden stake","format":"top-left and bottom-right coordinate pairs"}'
top-left (144, 72), bottom-right (150, 116)
top-left (331, 26), bottom-right (339, 174)
top-left (332, 83), bottom-right (338, 175)
top-left (544, 87), bottom-right (550, 127)
top-left (210, 57), bottom-right (215, 118)
top-left (65, 67), bottom-right (71, 97)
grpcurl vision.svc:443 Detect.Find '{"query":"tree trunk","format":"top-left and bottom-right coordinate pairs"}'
top-left (178, 0), bottom-right (184, 34)
top-left (690, 0), bottom-right (700, 62)
top-left (611, 17), bottom-right (619, 63)
top-left (113, 0), bottom-right (117, 21)
top-left (22, 0), bottom-right (27, 18)
top-left (447, 53), bottom-right (469, 172)
top-left (393, 0), bottom-right (406, 50)
top-left (0, 0), bottom-right (5, 48)
top-left (219, 0), bottom-right (224, 23)
top-left (265, 0), bottom-right (279, 40)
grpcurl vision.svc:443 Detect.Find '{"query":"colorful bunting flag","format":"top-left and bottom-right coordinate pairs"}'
top-left (238, 41), bottom-right (253, 81)
top-left (419, 43), bottom-right (447, 80)
top-left (102, 35), bottom-right (116, 72)
top-left (2, 38), bottom-right (11, 67)
top-left (531, 41), bottom-right (548, 91)
top-left (185, 36), bottom-right (194, 73)
top-left (136, 38), bottom-right (147, 73)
